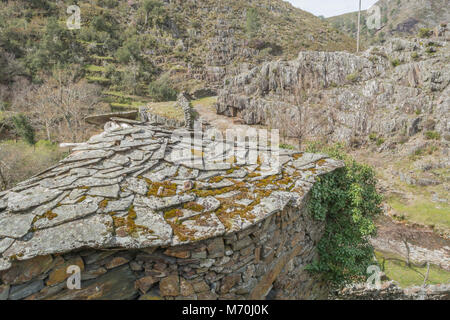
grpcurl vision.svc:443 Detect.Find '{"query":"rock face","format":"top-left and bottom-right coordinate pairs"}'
top-left (0, 119), bottom-right (344, 300)
top-left (216, 38), bottom-right (449, 144)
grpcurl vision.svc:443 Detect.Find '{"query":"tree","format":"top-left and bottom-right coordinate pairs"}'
top-left (148, 74), bottom-right (177, 102)
top-left (12, 73), bottom-right (102, 143)
top-left (246, 8), bottom-right (261, 38)
top-left (11, 114), bottom-right (35, 145)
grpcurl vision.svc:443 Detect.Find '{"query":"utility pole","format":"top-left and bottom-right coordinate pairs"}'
top-left (357, 0), bottom-right (362, 53)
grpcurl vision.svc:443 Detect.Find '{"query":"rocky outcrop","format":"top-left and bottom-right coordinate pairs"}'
top-left (0, 119), bottom-right (344, 300)
top-left (216, 38), bottom-right (449, 144)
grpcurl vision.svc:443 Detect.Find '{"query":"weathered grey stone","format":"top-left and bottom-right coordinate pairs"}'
top-left (0, 213), bottom-right (34, 238)
top-left (122, 178), bottom-right (148, 196)
top-left (88, 184), bottom-right (120, 198)
top-left (49, 265), bottom-right (138, 300)
top-left (7, 187), bottom-right (63, 212)
top-left (0, 258), bottom-right (11, 271)
top-left (3, 215), bottom-right (113, 260)
top-left (9, 279), bottom-right (44, 300)
top-left (138, 194), bottom-right (196, 211)
top-left (0, 237), bottom-right (15, 253)
top-left (74, 177), bottom-right (124, 188)
top-left (62, 150), bottom-right (114, 163)
top-left (99, 195), bottom-right (134, 214)
top-left (197, 197), bottom-right (221, 213)
top-left (93, 167), bottom-right (141, 179)
top-left (0, 285), bottom-right (10, 300)
top-left (34, 196), bottom-right (100, 229)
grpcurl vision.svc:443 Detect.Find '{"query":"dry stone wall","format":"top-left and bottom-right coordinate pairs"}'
top-left (0, 203), bottom-right (327, 300)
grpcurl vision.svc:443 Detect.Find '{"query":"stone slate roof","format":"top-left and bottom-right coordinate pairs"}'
top-left (0, 120), bottom-right (343, 271)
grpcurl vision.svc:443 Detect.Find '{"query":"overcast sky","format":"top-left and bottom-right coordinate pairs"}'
top-left (287, 0), bottom-right (379, 18)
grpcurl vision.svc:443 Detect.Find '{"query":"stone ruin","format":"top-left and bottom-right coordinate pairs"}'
top-left (0, 118), bottom-right (344, 300)
top-left (139, 92), bottom-right (195, 129)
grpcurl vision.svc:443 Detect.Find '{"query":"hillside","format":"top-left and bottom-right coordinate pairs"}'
top-left (0, 0), bottom-right (355, 101)
top-left (328, 0), bottom-right (450, 45)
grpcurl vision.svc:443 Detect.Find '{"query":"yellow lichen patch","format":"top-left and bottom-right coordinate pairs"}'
top-left (183, 202), bottom-right (205, 212)
top-left (42, 210), bottom-right (58, 221)
top-left (191, 149), bottom-right (204, 157)
top-left (191, 179), bottom-right (246, 198)
top-left (164, 208), bottom-right (183, 220)
top-left (146, 180), bottom-right (178, 197)
top-left (209, 176), bottom-right (224, 183)
top-left (316, 159), bottom-right (327, 166)
top-left (76, 196), bottom-right (87, 203)
top-left (99, 199), bottom-right (109, 209)
top-left (254, 175), bottom-right (278, 188)
top-left (226, 167), bottom-right (237, 175)
top-left (293, 153), bottom-right (304, 160)
top-left (113, 206), bottom-right (154, 237)
top-left (247, 172), bottom-right (261, 178)
top-left (307, 168), bottom-right (317, 174)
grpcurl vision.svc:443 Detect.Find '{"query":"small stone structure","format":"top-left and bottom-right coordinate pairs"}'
top-left (177, 92), bottom-right (194, 130)
top-left (0, 120), bottom-right (343, 300)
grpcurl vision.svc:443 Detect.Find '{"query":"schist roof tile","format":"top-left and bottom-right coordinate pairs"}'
top-left (0, 121), bottom-right (344, 269)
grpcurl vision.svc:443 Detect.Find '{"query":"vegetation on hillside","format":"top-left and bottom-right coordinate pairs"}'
top-left (306, 143), bottom-right (383, 285)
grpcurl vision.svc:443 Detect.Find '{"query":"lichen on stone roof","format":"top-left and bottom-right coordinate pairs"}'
top-left (0, 120), bottom-right (343, 271)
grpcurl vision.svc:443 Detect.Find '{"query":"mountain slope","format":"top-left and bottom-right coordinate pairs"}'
top-left (0, 0), bottom-right (355, 99)
top-left (328, 0), bottom-right (450, 45)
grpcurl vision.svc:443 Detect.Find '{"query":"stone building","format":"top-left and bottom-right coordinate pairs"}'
top-left (0, 119), bottom-right (343, 300)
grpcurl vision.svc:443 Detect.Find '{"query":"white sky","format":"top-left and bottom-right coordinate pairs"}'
top-left (287, 0), bottom-right (380, 18)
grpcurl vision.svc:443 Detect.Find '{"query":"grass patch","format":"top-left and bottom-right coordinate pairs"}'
top-left (388, 196), bottom-right (450, 230)
top-left (0, 140), bottom-right (67, 189)
top-left (191, 96), bottom-right (217, 108)
top-left (86, 76), bottom-right (110, 85)
top-left (84, 65), bottom-right (106, 73)
top-left (375, 251), bottom-right (450, 287)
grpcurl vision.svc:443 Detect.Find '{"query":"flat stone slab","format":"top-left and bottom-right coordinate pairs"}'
top-left (0, 214), bottom-right (35, 239)
top-left (3, 215), bottom-right (113, 260)
top-left (7, 187), bottom-right (63, 212)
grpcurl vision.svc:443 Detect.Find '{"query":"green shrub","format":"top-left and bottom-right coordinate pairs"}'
top-left (279, 143), bottom-right (295, 150)
top-left (148, 74), bottom-right (177, 102)
top-left (246, 8), bottom-right (261, 39)
top-left (305, 143), bottom-right (383, 285)
top-left (346, 72), bottom-right (359, 83)
top-left (390, 59), bottom-right (401, 67)
top-left (11, 114), bottom-right (35, 145)
top-left (369, 132), bottom-right (378, 141)
top-left (418, 28), bottom-right (432, 38)
top-left (425, 131), bottom-right (441, 140)
top-left (376, 137), bottom-right (385, 146)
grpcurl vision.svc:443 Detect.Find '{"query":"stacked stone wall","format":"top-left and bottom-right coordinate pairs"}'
top-left (0, 202), bottom-right (328, 300)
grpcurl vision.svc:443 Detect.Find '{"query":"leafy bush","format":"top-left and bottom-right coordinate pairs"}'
top-left (148, 74), bottom-right (177, 102)
top-left (305, 143), bottom-right (383, 285)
